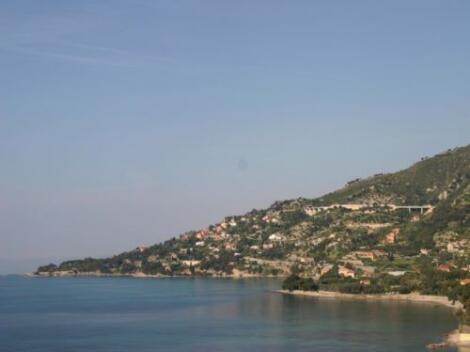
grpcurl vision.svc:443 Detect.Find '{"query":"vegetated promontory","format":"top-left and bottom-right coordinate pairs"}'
top-left (37, 144), bottom-right (470, 323)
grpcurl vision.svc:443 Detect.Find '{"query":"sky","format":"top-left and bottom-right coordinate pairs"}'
top-left (1, 0), bottom-right (469, 274)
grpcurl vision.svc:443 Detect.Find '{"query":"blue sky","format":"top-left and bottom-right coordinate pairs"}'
top-left (1, 1), bottom-right (469, 273)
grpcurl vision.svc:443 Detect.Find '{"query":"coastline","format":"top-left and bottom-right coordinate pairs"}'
top-left (17, 273), bottom-right (467, 310)
top-left (278, 289), bottom-right (470, 348)
top-left (28, 271), bottom-right (283, 279)
top-left (28, 273), bottom-right (465, 311)
top-left (26, 274), bottom-right (470, 347)
top-left (277, 289), bottom-right (464, 311)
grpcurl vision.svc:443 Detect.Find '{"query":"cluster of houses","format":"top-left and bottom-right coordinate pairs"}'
top-left (124, 200), bottom-right (465, 280)
top-left (178, 214), bottom-right (290, 255)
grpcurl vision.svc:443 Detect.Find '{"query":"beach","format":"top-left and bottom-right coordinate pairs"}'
top-left (279, 289), bottom-right (470, 349)
top-left (278, 289), bottom-right (464, 311)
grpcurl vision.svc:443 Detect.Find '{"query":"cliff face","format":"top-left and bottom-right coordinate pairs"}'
top-left (37, 145), bottom-right (469, 280)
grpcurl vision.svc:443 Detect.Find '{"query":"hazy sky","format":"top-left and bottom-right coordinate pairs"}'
top-left (1, 1), bottom-right (469, 274)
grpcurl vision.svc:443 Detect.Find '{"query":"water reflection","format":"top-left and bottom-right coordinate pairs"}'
top-left (0, 277), bottom-right (460, 352)
top-left (201, 284), bottom-right (458, 351)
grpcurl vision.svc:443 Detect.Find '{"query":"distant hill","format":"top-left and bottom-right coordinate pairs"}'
top-left (36, 145), bottom-right (470, 319)
top-left (317, 145), bottom-right (469, 205)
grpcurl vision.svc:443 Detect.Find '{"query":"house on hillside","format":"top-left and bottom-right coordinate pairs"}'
top-left (460, 278), bottom-right (470, 286)
top-left (319, 264), bottom-right (333, 277)
top-left (182, 260), bottom-right (200, 267)
top-left (338, 266), bottom-right (355, 278)
top-left (136, 245), bottom-right (147, 253)
top-left (384, 228), bottom-right (399, 244)
top-left (225, 243), bottom-right (236, 251)
top-left (196, 230), bottom-right (210, 240)
top-left (354, 251), bottom-right (376, 261)
top-left (304, 207), bottom-right (318, 216)
top-left (263, 243), bottom-right (274, 250)
top-left (420, 248), bottom-right (430, 256)
top-left (268, 233), bottom-right (284, 242)
top-left (438, 263), bottom-right (452, 272)
top-left (262, 215), bottom-right (279, 223)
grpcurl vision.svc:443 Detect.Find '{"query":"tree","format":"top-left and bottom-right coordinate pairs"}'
top-left (282, 275), bottom-right (319, 292)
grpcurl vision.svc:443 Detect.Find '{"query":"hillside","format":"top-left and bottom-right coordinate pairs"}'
top-left (37, 145), bottom-right (470, 314)
top-left (317, 145), bottom-right (469, 205)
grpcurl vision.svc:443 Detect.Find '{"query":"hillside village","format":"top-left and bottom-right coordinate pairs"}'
top-left (38, 201), bottom-right (457, 278)
top-left (37, 145), bottom-right (470, 320)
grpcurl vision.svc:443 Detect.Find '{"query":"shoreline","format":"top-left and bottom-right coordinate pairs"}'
top-left (28, 271), bottom-right (283, 279)
top-left (24, 274), bottom-right (470, 347)
top-left (277, 289), bottom-right (464, 311)
top-left (279, 289), bottom-right (470, 348)
top-left (32, 273), bottom-right (463, 310)
top-left (27, 273), bottom-right (466, 311)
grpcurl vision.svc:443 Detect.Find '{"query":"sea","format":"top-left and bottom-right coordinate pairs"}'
top-left (0, 276), bottom-right (459, 352)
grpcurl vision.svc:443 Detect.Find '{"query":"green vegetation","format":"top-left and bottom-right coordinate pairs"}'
top-left (282, 274), bottom-right (319, 292)
top-left (318, 145), bottom-right (470, 205)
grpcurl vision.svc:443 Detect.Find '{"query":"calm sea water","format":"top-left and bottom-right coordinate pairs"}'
top-left (0, 276), bottom-right (459, 352)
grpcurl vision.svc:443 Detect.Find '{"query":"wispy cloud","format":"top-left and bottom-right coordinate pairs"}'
top-left (0, 42), bottom-right (172, 67)
top-left (1, 45), bottom-right (131, 66)
top-left (0, 9), bottom-right (170, 67)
